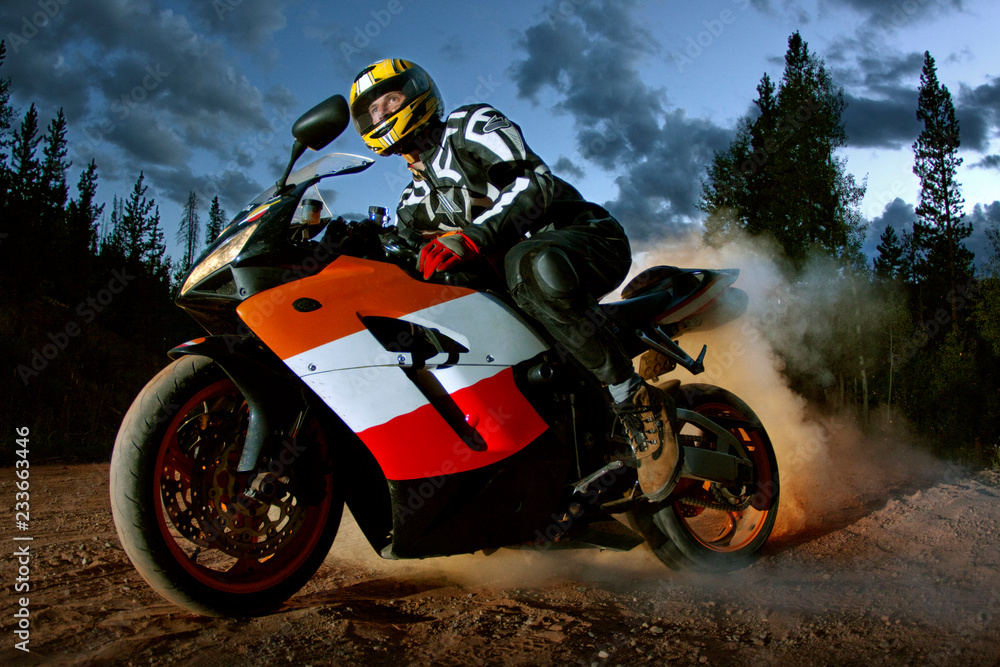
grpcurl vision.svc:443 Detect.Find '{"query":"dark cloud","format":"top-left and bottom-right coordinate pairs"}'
top-left (852, 51), bottom-right (925, 91)
top-left (751, 0), bottom-right (811, 24)
top-left (863, 198), bottom-right (1000, 268)
top-left (965, 201), bottom-right (1000, 267)
top-left (834, 47), bottom-right (994, 152)
top-left (958, 76), bottom-right (1000, 153)
top-left (184, 0), bottom-right (288, 50)
top-left (972, 155), bottom-right (1000, 171)
top-left (145, 163), bottom-right (263, 218)
top-left (963, 76), bottom-right (1000, 112)
top-left (820, 0), bottom-right (968, 30)
top-left (864, 197), bottom-right (915, 260)
top-left (955, 105), bottom-right (990, 152)
top-left (511, 0), bottom-right (729, 241)
top-left (843, 90), bottom-right (920, 148)
top-left (0, 0), bottom-right (286, 209)
top-left (552, 156), bottom-right (584, 181)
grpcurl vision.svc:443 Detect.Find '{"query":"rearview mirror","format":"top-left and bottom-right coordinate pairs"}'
top-left (292, 94), bottom-right (350, 150)
top-left (276, 95), bottom-right (352, 192)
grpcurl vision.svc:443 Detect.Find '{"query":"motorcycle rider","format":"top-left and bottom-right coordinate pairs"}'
top-left (349, 58), bottom-right (682, 502)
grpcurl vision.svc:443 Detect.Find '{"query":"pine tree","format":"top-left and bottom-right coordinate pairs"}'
top-left (68, 160), bottom-right (103, 255)
top-left (39, 108), bottom-right (71, 285)
top-left (100, 195), bottom-right (124, 260)
top-left (176, 190), bottom-right (200, 272)
top-left (700, 32), bottom-right (866, 271)
top-left (912, 51), bottom-right (972, 330)
top-left (970, 204), bottom-right (1000, 357)
top-left (60, 160), bottom-right (104, 301)
top-left (0, 41), bottom-right (15, 278)
top-left (117, 172), bottom-right (155, 264)
top-left (205, 195), bottom-right (226, 244)
top-left (145, 205), bottom-right (171, 284)
top-left (40, 109), bottom-right (70, 211)
top-left (0, 40), bottom-right (14, 211)
top-left (2, 104), bottom-right (42, 283)
top-left (9, 104), bottom-right (41, 203)
top-left (874, 225), bottom-right (904, 281)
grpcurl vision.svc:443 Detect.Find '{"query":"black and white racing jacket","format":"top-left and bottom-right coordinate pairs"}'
top-left (395, 104), bottom-right (596, 252)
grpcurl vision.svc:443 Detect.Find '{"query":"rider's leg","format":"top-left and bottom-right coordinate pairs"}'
top-left (503, 218), bottom-right (681, 500)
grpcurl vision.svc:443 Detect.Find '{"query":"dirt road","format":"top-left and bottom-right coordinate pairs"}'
top-left (2, 458), bottom-right (1000, 667)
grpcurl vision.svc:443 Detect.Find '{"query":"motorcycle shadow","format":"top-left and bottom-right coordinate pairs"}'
top-left (282, 575), bottom-right (451, 621)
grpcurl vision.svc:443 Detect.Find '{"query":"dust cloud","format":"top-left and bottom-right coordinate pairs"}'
top-left (629, 232), bottom-right (950, 538)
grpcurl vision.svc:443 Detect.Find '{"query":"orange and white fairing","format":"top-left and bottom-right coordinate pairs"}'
top-left (236, 257), bottom-right (550, 481)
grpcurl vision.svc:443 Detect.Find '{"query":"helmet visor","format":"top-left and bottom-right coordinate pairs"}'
top-left (351, 67), bottom-right (431, 137)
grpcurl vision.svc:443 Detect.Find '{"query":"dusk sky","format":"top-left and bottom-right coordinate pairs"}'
top-left (2, 0), bottom-right (998, 263)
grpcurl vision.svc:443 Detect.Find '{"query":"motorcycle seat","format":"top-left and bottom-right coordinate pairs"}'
top-left (599, 289), bottom-right (675, 325)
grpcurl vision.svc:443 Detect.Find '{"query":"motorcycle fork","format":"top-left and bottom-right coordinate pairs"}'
top-left (169, 335), bottom-right (312, 474)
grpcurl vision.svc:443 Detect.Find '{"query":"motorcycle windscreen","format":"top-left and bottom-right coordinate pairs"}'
top-left (237, 257), bottom-right (551, 481)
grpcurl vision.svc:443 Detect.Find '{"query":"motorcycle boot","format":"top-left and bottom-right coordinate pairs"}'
top-left (614, 383), bottom-right (682, 502)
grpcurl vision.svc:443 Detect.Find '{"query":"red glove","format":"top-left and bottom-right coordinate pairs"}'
top-left (418, 233), bottom-right (480, 279)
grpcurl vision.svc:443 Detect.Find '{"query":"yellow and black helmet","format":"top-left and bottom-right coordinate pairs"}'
top-left (349, 58), bottom-right (443, 156)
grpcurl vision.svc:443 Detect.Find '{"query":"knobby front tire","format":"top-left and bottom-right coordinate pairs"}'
top-left (109, 355), bottom-right (342, 616)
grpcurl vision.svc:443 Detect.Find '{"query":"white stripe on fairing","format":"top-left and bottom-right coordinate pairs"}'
top-left (299, 362), bottom-right (508, 434)
top-left (284, 328), bottom-right (392, 376)
top-left (299, 366), bottom-right (431, 433)
top-left (282, 292), bottom-right (550, 431)
top-left (402, 292), bottom-right (548, 365)
top-left (283, 292), bottom-right (546, 375)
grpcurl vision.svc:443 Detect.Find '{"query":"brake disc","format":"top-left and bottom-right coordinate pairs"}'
top-left (161, 410), bottom-right (307, 560)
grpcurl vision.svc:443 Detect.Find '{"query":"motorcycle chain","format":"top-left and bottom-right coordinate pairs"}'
top-left (677, 491), bottom-right (753, 513)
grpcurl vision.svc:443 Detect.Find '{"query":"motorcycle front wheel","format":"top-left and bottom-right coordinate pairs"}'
top-left (110, 355), bottom-right (342, 616)
top-left (629, 383), bottom-right (780, 571)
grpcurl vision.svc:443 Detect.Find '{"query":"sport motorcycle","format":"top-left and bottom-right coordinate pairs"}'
top-left (109, 95), bottom-right (779, 616)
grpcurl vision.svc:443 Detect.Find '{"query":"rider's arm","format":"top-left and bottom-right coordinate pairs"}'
top-left (453, 106), bottom-right (557, 251)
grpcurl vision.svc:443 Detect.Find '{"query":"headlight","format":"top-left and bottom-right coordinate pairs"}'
top-left (180, 222), bottom-right (259, 295)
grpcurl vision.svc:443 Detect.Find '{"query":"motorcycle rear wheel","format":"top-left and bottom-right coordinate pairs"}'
top-left (110, 355), bottom-right (342, 616)
top-left (629, 383), bottom-right (779, 571)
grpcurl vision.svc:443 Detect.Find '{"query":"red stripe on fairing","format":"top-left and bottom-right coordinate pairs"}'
top-left (358, 367), bottom-right (548, 480)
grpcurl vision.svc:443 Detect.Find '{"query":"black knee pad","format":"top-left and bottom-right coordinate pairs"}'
top-left (527, 246), bottom-right (580, 301)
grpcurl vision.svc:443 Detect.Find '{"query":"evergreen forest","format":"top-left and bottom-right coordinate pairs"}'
top-left (2, 33), bottom-right (999, 464)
